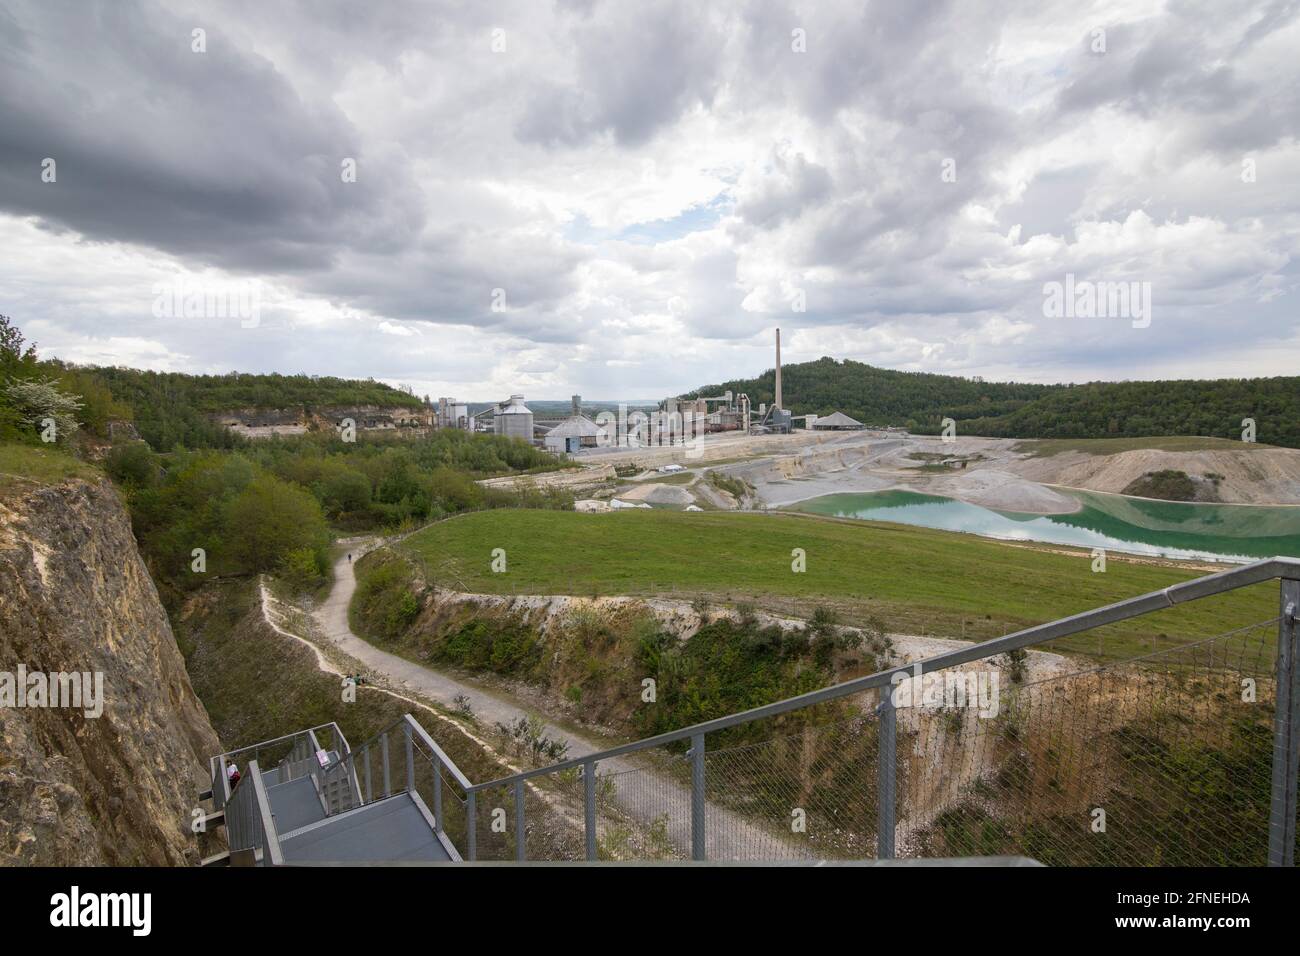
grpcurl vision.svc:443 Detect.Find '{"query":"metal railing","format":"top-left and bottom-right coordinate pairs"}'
top-left (211, 557), bottom-right (1300, 864)
top-left (210, 722), bottom-right (351, 810)
top-left (319, 714), bottom-right (473, 853)
top-left (452, 556), bottom-right (1300, 863)
top-left (223, 760), bottom-right (284, 866)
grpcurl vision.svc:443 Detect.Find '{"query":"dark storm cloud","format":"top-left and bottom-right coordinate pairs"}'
top-left (0, 0), bottom-right (423, 272)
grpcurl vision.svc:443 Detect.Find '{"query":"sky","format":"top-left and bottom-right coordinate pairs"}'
top-left (0, 0), bottom-right (1297, 401)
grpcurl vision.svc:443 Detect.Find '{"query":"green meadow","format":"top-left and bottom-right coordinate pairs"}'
top-left (399, 509), bottom-right (1284, 661)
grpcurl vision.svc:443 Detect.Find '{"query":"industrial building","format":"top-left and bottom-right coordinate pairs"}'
top-left (542, 396), bottom-right (602, 453)
top-left (659, 327), bottom-right (794, 437)
top-left (436, 397), bottom-right (471, 431)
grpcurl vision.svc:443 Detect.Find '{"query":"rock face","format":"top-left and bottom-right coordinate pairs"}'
top-left (0, 476), bottom-right (221, 865)
top-left (211, 404), bottom-right (433, 439)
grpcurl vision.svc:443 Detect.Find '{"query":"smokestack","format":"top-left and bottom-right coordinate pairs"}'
top-left (774, 327), bottom-right (783, 412)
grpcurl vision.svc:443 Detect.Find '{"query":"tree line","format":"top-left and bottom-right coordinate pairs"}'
top-left (688, 356), bottom-right (1300, 448)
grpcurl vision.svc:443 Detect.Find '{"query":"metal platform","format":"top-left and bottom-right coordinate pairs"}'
top-left (278, 793), bottom-right (453, 863)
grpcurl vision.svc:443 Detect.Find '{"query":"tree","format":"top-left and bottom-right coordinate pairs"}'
top-left (3, 377), bottom-right (84, 444)
top-left (225, 474), bottom-right (329, 573)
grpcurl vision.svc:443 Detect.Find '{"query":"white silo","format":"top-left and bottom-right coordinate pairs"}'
top-left (495, 394), bottom-right (534, 441)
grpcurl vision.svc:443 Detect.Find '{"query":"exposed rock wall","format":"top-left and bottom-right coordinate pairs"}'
top-left (211, 404), bottom-right (433, 439)
top-left (0, 476), bottom-right (221, 865)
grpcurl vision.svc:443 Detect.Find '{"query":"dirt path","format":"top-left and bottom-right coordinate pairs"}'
top-left (306, 540), bottom-right (798, 860)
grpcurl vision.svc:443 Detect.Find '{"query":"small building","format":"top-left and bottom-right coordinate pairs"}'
top-left (811, 411), bottom-right (864, 431)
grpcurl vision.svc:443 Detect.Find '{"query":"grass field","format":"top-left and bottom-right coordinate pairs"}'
top-left (1013, 436), bottom-right (1275, 458)
top-left (0, 442), bottom-right (99, 486)
top-left (399, 508), bottom-right (1284, 660)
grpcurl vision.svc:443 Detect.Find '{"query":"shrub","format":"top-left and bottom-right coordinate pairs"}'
top-left (106, 442), bottom-right (158, 487)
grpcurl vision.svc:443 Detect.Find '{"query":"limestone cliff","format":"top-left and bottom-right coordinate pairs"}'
top-left (0, 475), bottom-right (221, 865)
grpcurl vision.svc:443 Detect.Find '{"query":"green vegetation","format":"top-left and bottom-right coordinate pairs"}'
top-left (631, 611), bottom-right (844, 745)
top-left (84, 366), bottom-right (424, 450)
top-left (352, 546), bottom-right (867, 747)
top-left (705, 469), bottom-right (751, 499)
top-left (349, 551), bottom-right (425, 642)
top-left (126, 450), bottom-right (334, 603)
top-left (1, 314), bottom-right (129, 447)
top-left (398, 509), bottom-right (1279, 657)
top-left (689, 355), bottom-right (1300, 448)
top-left (1121, 469), bottom-right (1201, 502)
top-left (122, 432), bottom-right (572, 605)
top-left (966, 378), bottom-right (1299, 449)
top-left (0, 442), bottom-right (99, 486)
top-left (688, 356), bottom-right (1054, 435)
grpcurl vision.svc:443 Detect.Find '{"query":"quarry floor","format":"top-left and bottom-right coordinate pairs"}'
top-left (530, 431), bottom-right (1300, 514)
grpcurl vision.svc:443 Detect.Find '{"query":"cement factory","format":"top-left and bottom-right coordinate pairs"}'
top-left (435, 328), bottom-right (866, 455)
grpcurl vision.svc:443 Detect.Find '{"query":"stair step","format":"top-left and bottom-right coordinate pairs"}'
top-left (198, 809), bottom-right (225, 829)
top-left (197, 787), bottom-right (213, 801)
top-left (200, 851), bottom-right (231, 868)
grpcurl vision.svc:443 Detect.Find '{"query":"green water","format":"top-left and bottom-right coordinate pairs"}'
top-left (791, 489), bottom-right (1300, 563)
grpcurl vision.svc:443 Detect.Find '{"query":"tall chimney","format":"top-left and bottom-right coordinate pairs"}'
top-left (571, 394), bottom-right (581, 417)
top-left (774, 327), bottom-right (783, 412)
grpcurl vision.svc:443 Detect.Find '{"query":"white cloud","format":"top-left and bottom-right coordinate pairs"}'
top-left (0, 0), bottom-right (1295, 396)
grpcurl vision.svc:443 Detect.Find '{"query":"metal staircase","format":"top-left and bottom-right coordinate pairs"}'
top-left (201, 721), bottom-right (461, 865)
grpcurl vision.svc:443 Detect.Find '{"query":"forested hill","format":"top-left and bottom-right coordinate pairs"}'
top-left (687, 357), bottom-right (1057, 429)
top-left (82, 367), bottom-right (427, 450)
top-left (687, 357), bottom-right (1300, 448)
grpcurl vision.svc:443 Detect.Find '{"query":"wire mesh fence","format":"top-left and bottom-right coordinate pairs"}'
top-left (494, 615), bottom-right (1291, 865)
top-left (702, 708), bottom-right (881, 860)
top-left (899, 618), bottom-right (1281, 865)
top-left (594, 753), bottom-right (691, 861)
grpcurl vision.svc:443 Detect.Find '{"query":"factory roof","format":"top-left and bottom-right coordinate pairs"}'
top-left (498, 395), bottom-right (532, 415)
top-left (813, 411), bottom-right (864, 429)
top-left (546, 414), bottom-right (601, 438)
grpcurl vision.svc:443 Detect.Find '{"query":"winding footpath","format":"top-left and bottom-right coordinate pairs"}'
top-left (287, 540), bottom-right (799, 860)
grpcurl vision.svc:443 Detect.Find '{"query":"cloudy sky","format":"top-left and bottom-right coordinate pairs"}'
top-left (1, 0), bottom-right (1297, 401)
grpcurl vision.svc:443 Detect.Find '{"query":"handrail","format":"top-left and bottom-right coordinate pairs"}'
top-left (225, 759), bottom-right (284, 866)
top-left (210, 722), bottom-right (346, 763)
top-left (406, 715), bottom-right (473, 790)
top-left (249, 761), bottom-right (284, 866)
top-left (465, 555), bottom-right (1300, 793)
top-left (328, 714), bottom-right (474, 795)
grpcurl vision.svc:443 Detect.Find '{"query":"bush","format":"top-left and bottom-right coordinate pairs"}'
top-left (352, 557), bottom-right (423, 642)
top-left (106, 442), bottom-right (157, 488)
top-left (279, 546), bottom-right (326, 592)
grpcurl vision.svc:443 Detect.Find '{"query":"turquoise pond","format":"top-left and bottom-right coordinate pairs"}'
top-left (789, 489), bottom-right (1300, 564)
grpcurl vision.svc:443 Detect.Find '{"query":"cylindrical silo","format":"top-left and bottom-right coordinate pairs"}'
top-left (495, 394), bottom-right (534, 441)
